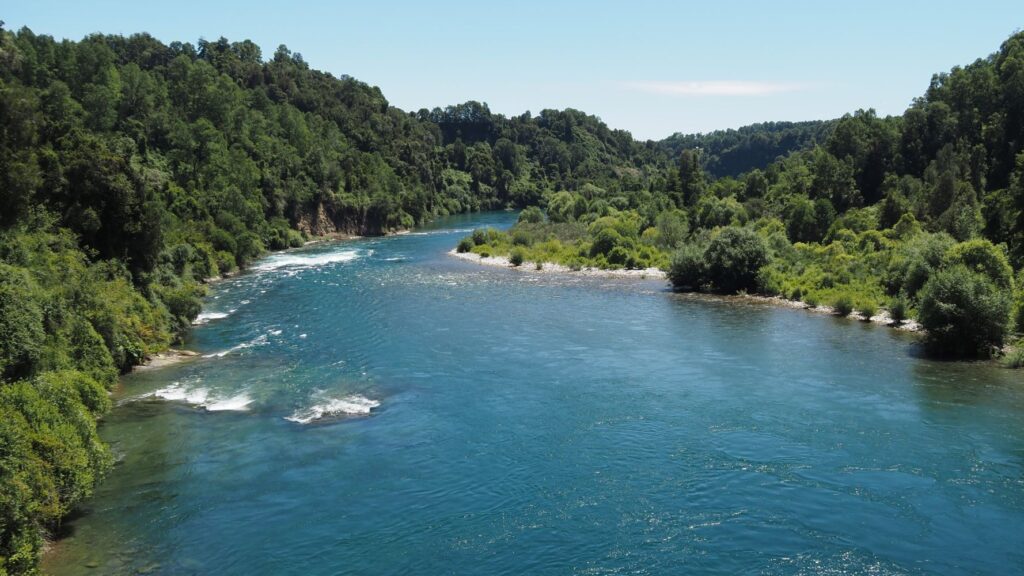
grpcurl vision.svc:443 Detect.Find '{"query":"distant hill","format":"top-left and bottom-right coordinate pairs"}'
top-left (659, 120), bottom-right (836, 177)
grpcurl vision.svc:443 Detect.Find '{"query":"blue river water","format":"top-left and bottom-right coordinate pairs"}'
top-left (45, 212), bottom-right (1024, 575)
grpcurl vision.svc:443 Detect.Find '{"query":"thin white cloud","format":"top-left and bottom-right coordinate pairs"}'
top-left (622, 80), bottom-right (809, 96)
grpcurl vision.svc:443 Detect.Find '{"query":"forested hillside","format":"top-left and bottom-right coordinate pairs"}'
top-left (0, 24), bottom-right (666, 573)
top-left (660, 120), bottom-right (835, 177)
top-left (462, 31), bottom-right (1024, 361)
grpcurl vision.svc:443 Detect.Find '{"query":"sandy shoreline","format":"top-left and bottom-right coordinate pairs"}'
top-left (449, 250), bottom-right (923, 332)
top-left (448, 249), bottom-right (668, 280)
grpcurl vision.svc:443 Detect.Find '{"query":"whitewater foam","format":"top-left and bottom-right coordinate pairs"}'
top-left (144, 383), bottom-right (253, 412)
top-left (253, 249), bottom-right (367, 272)
top-left (193, 311), bottom-right (231, 325)
top-left (285, 395), bottom-right (380, 424)
top-left (204, 393), bottom-right (254, 412)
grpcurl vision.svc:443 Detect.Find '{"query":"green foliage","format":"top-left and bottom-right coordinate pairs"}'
top-left (518, 206), bottom-right (545, 224)
top-left (668, 244), bottom-right (707, 291)
top-left (0, 264), bottom-right (45, 381)
top-left (0, 371), bottom-right (112, 573)
top-left (942, 239), bottom-right (1014, 290)
top-left (456, 237), bottom-right (474, 253)
top-left (918, 265), bottom-right (1012, 357)
top-left (509, 247), bottom-right (525, 267)
top-left (858, 300), bottom-right (878, 319)
top-left (1001, 344), bottom-right (1024, 368)
top-left (661, 120), bottom-right (835, 178)
top-left (890, 294), bottom-right (909, 323)
top-left (833, 294), bottom-right (855, 316)
top-left (702, 227), bottom-right (770, 293)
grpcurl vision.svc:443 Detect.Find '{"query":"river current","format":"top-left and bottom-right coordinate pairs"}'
top-left (45, 212), bottom-right (1024, 575)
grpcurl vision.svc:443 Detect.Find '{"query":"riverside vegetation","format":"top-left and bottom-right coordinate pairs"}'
top-left (0, 19), bottom-right (1023, 574)
top-left (459, 31), bottom-right (1024, 362)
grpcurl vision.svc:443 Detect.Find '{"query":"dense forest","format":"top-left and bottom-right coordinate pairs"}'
top-left (660, 120), bottom-right (836, 178)
top-left (2, 20), bottom-right (1024, 575)
top-left (461, 31), bottom-right (1024, 362)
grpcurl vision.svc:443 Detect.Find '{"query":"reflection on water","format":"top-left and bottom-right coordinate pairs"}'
top-left (45, 212), bottom-right (1024, 575)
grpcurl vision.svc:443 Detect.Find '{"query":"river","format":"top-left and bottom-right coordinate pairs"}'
top-left (45, 212), bottom-right (1024, 575)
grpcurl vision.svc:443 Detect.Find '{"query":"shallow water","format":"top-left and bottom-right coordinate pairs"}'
top-left (45, 212), bottom-right (1024, 575)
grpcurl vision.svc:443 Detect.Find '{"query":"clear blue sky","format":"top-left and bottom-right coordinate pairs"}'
top-left (4, 1), bottom-right (1023, 140)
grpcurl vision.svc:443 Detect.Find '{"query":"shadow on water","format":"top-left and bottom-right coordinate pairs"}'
top-left (911, 358), bottom-right (1024, 408)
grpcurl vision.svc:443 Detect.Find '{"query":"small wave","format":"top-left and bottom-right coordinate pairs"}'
top-left (204, 394), bottom-right (254, 412)
top-left (151, 384), bottom-right (211, 405)
top-left (253, 249), bottom-right (367, 272)
top-left (285, 395), bottom-right (380, 424)
top-left (145, 384), bottom-right (253, 412)
top-left (203, 334), bottom-right (268, 358)
top-left (193, 311), bottom-right (231, 325)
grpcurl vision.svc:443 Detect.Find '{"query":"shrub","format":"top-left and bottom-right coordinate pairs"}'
top-left (890, 294), bottom-right (908, 323)
top-left (607, 246), bottom-right (633, 267)
top-left (858, 301), bottom-right (878, 320)
top-left (918, 265), bottom-right (1012, 357)
top-left (512, 230), bottom-right (532, 246)
top-left (668, 244), bottom-right (706, 291)
top-left (535, 262), bottom-right (543, 271)
top-left (702, 227), bottom-right (770, 293)
top-left (589, 228), bottom-right (624, 257)
top-left (833, 294), bottom-right (854, 316)
top-left (471, 228), bottom-right (487, 246)
top-left (943, 239), bottom-right (1014, 290)
top-left (1002, 345), bottom-right (1024, 368)
top-left (456, 237), bottom-right (474, 253)
top-left (0, 265), bottom-right (45, 380)
top-left (518, 206), bottom-right (545, 224)
top-left (509, 248), bottom-right (525, 267)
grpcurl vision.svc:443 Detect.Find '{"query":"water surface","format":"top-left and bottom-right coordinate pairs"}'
top-left (46, 212), bottom-right (1024, 575)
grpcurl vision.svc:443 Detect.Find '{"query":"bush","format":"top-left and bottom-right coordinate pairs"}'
top-left (943, 239), bottom-right (1014, 290)
top-left (518, 206), bottom-right (545, 224)
top-left (702, 227), bottom-right (770, 293)
top-left (456, 237), bottom-right (474, 253)
top-left (471, 228), bottom-right (487, 246)
top-left (0, 265), bottom-right (45, 380)
top-left (589, 228), bottom-right (625, 257)
top-left (1002, 345), bottom-right (1024, 368)
top-left (509, 248), bottom-right (526, 267)
top-left (512, 230), bottom-right (532, 246)
top-left (668, 243), bottom-right (706, 290)
top-left (890, 294), bottom-right (908, 323)
top-left (833, 294), bottom-right (854, 316)
top-left (918, 265), bottom-right (1012, 357)
top-left (858, 301), bottom-right (878, 320)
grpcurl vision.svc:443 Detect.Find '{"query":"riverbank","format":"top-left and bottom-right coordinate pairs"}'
top-left (449, 249), bottom-right (923, 332)
top-left (135, 348), bottom-right (201, 371)
top-left (449, 249), bottom-right (667, 279)
top-left (696, 292), bottom-right (923, 332)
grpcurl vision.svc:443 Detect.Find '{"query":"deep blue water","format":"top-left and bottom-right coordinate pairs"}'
top-left (46, 212), bottom-right (1024, 575)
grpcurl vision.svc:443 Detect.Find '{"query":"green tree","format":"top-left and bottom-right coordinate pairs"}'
top-left (702, 227), bottom-right (770, 293)
top-left (918, 265), bottom-right (1011, 357)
